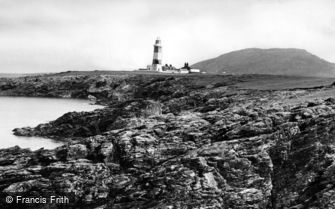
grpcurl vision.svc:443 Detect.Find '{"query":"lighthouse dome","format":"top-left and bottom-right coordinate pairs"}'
top-left (155, 37), bottom-right (161, 45)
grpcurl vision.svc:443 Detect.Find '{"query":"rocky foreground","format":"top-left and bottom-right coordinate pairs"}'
top-left (1, 73), bottom-right (335, 208)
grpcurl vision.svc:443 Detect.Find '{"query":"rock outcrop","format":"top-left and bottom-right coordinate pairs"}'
top-left (1, 73), bottom-right (335, 208)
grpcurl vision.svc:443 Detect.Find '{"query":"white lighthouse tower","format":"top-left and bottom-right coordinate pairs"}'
top-left (152, 37), bottom-right (162, 72)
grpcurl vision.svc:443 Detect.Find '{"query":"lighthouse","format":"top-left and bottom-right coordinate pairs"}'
top-left (152, 37), bottom-right (162, 72)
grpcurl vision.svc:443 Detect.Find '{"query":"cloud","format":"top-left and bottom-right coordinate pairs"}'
top-left (245, 0), bottom-right (335, 59)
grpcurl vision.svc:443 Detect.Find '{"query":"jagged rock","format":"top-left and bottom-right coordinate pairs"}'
top-left (1, 73), bottom-right (335, 208)
top-left (3, 178), bottom-right (51, 193)
top-left (67, 144), bottom-right (88, 160)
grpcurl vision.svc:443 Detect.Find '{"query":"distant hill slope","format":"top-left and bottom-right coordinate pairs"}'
top-left (0, 73), bottom-right (45, 78)
top-left (192, 48), bottom-right (335, 77)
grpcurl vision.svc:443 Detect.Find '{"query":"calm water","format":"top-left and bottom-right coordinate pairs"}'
top-left (0, 96), bottom-right (103, 150)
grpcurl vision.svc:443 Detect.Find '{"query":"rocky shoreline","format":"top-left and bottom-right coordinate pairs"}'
top-left (1, 73), bottom-right (335, 208)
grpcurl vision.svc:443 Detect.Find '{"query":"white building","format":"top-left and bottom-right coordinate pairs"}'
top-left (179, 63), bottom-right (201, 74)
top-left (189, 68), bottom-right (201, 73)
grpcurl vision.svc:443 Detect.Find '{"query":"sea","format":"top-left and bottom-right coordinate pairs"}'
top-left (0, 96), bottom-right (102, 150)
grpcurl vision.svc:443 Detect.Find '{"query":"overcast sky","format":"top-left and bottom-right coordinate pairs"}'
top-left (0, 0), bottom-right (334, 73)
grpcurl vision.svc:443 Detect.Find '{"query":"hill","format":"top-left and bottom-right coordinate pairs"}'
top-left (192, 48), bottom-right (335, 77)
top-left (0, 73), bottom-right (45, 78)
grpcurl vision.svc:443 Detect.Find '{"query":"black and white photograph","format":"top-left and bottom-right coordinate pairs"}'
top-left (0, 0), bottom-right (335, 208)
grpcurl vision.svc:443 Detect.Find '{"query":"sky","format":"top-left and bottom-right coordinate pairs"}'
top-left (0, 0), bottom-right (334, 73)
